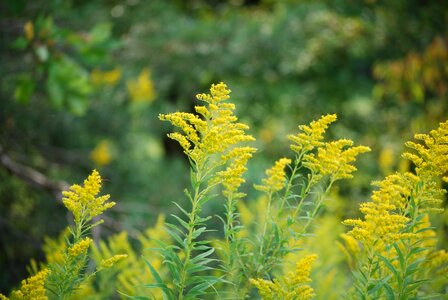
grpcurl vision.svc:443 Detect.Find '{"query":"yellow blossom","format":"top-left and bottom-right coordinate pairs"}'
top-left (288, 114), bottom-right (337, 154)
top-left (90, 68), bottom-right (121, 86)
top-left (68, 237), bottom-right (92, 257)
top-left (402, 120), bottom-right (448, 178)
top-left (127, 68), bottom-right (156, 103)
top-left (255, 158), bottom-right (292, 194)
top-left (250, 254), bottom-right (317, 300)
top-left (159, 82), bottom-right (256, 191)
top-left (378, 146), bottom-right (395, 174)
top-left (303, 139), bottom-right (371, 184)
top-left (100, 254), bottom-right (128, 269)
top-left (90, 140), bottom-right (112, 166)
top-left (344, 121), bottom-right (448, 249)
top-left (24, 21), bottom-right (34, 41)
top-left (11, 269), bottom-right (49, 300)
top-left (216, 146), bottom-right (257, 196)
top-left (62, 170), bottom-right (115, 223)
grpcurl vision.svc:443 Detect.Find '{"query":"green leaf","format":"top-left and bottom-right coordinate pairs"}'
top-left (393, 243), bottom-right (405, 272)
top-left (190, 247), bottom-right (215, 264)
top-left (171, 214), bottom-right (189, 230)
top-left (383, 283), bottom-right (396, 300)
top-left (172, 202), bottom-right (190, 217)
top-left (191, 227), bottom-right (207, 240)
top-left (378, 254), bottom-right (402, 285)
top-left (14, 75), bottom-right (35, 104)
top-left (11, 37), bottom-right (28, 49)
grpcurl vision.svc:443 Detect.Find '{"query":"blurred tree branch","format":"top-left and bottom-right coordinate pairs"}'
top-left (0, 145), bottom-right (70, 193)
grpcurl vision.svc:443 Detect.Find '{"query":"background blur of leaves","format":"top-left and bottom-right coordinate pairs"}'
top-left (1, 0), bottom-right (447, 292)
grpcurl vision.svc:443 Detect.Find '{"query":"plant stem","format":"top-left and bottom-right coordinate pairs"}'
top-left (178, 171), bottom-right (202, 300)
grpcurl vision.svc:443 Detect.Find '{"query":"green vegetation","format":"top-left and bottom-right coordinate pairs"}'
top-left (0, 1), bottom-right (446, 298)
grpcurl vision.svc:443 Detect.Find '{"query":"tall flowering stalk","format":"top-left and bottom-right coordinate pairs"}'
top-left (2, 170), bottom-right (126, 300)
top-left (45, 170), bottom-right (126, 299)
top-left (248, 114), bottom-right (370, 297)
top-left (343, 121), bottom-right (448, 299)
top-left (155, 83), bottom-right (256, 299)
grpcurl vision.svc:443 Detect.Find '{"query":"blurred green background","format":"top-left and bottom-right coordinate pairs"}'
top-left (1, 0), bottom-right (447, 293)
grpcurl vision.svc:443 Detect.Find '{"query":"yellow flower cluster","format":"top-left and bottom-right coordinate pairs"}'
top-left (90, 68), bottom-right (121, 86)
top-left (127, 68), bottom-right (156, 103)
top-left (303, 139), bottom-right (371, 183)
top-left (90, 140), bottom-right (112, 166)
top-left (343, 173), bottom-right (417, 245)
top-left (338, 233), bottom-right (361, 269)
top-left (100, 254), bottom-right (128, 269)
top-left (403, 120), bottom-right (448, 179)
top-left (255, 158), bottom-right (292, 194)
top-left (288, 114), bottom-right (337, 154)
top-left (24, 21), bottom-right (34, 41)
top-left (344, 121), bottom-right (448, 248)
top-left (250, 254), bottom-right (317, 300)
top-left (10, 269), bottom-right (49, 300)
top-left (160, 82), bottom-right (256, 191)
top-left (62, 170), bottom-right (115, 223)
top-left (424, 250), bottom-right (448, 276)
top-left (216, 146), bottom-right (257, 196)
top-left (68, 237), bottom-right (92, 257)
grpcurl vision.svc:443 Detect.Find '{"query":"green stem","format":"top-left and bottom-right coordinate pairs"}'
top-left (277, 160), bottom-right (300, 215)
top-left (259, 192), bottom-right (273, 257)
top-left (178, 172), bottom-right (202, 300)
top-left (300, 179), bottom-right (334, 235)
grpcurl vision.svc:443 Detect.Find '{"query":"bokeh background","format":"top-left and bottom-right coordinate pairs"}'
top-left (1, 0), bottom-right (447, 294)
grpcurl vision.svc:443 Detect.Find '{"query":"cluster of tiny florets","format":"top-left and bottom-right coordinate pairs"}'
top-left (9, 269), bottom-right (50, 300)
top-left (159, 82), bottom-right (256, 194)
top-left (68, 237), bottom-right (92, 257)
top-left (62, 170), bottom-right (115, 223)
top-left (100, 254), bottom-right (128, 269)
top-left (255, 158), bottom-right (292, 194)
top-left (402, 120), bottom-right (448, 179)
top-left (288, 114), bottom-right (337, 154)
top-left (344, 120), bottom-right (448, 248)
top-left (303, 139), bottom-right (371, 183)
top-left (250, 254), bottom-right (317, 300)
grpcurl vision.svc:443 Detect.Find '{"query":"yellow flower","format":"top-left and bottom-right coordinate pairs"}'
top-left (303, 139), bottom-right (371, 184)
top-left (24, 21), bottom-right (34, 41)
top-left (90, 140), bottom-right (112, 166)
top-left (11, 269), bottom-right (49, 300)
top-left (216, 146), bottom-right (257, 196)
top-left (100, 254), bottom-right (128, 269)
top-left (127, 68), bottom-right (156, 103)
top-left (62, 170), bottom-right (115, 223)
top-left (159, 82), bottom-right (256, 191)
top-left (255, 158), bottom-right (291, 194)
top-left (378, 146), bottom-right (395, 174)
top-left (402, 120), bottom-right (448, 179)
top-left (288, 114), bottom-right (337, 154)
top-left (343, 173), bottom-right (418, 246)
top-left (90, 68), bottom-right (121, 86)
top-left (250, 254), bottom-right (317, 300)
top-left (68, 237), bottom-right (92, 257)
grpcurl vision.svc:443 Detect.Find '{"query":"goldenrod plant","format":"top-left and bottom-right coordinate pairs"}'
top-left (147, 82), bottom-right (256, 299)
top-left (1, 83), bottom-right (447, 300)
top-left (44, 170), bottom-right (126, 299)
top-left (148, 83), bottom-right (370, 299)
top-left (240, 114), bottom-right (370, 298)
top-left (343, 121), bottom-right (448, 299)
top-left (1, 170), bottom-right (126, 300)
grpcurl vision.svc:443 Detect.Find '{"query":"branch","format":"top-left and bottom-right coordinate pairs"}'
top-left (0, 146), bottom-right (70, 193)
